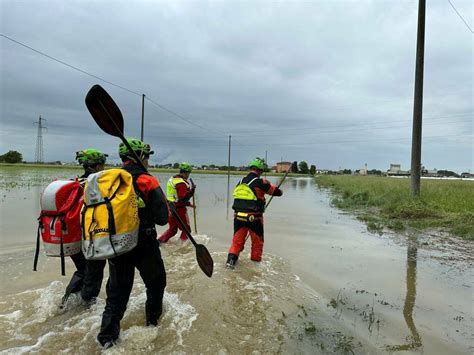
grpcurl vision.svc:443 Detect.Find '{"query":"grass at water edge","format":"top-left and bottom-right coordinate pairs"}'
top-left (315, 175), bottom-right (474, 241)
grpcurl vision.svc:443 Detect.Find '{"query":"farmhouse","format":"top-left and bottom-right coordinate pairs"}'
top-left (276, 161), bottom-right (291, 173)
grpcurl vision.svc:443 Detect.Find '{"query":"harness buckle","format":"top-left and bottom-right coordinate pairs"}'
top-left (235, 212), bottom-right (257, 222)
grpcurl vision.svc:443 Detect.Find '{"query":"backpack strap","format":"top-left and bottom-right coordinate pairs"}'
top-left (246, 177), bottom-right (258, 186)
top-left (123, 165), bottom-right (147, 201)
top-left (60, 235), bottom-right (65, 276)
top-left (240, 177), bottom-right (258, 196)
top-left (60, 218), bottom-right (66, 276)
top-left (83, 206), bottom-right (97, 259)
top-left (81, 202), bottom-right (87, 241)
top-left (33, 217), bottom-right (42, 271)
top-left (104, 197), bottom-right (118, 257)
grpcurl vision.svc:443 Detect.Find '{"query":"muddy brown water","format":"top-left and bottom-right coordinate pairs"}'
top-left (0, 167), bottom-right (472, 354)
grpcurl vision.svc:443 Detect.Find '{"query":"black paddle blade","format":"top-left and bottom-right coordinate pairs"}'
top-left (85, 84), bottom-right (124, 137)
top-left (196, 244), bottom-right (213, 277)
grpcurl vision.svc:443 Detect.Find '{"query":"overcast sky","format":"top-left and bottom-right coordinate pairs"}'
top-left (1, 0), bottom-right (472, 172)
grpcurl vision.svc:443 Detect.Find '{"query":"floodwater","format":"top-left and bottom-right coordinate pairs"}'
top-left (0, 166), bottom-right (472, 354)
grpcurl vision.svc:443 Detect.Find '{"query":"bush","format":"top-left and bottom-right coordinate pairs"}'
top-left (0, 150), bottom-right (22, 163)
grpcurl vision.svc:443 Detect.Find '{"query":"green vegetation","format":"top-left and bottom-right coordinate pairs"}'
top-left (0, 150), bottom-right (22, 163)
top-left (298, 161), bottom-right (309, 174)
top-left (316, 175), bottom-right (474, 240)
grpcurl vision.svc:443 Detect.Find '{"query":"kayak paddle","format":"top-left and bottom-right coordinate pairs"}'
top-left (85, 84), bottom-right (213, 277)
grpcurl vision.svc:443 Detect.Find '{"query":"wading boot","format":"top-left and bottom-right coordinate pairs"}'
top-left (102, 341), bottom-right (115, 350)
top-left (226, 253), bottom-right (238, 269)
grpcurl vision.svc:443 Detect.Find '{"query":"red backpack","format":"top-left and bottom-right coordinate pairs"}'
top-left (33, 180), bottom-right (84, 275)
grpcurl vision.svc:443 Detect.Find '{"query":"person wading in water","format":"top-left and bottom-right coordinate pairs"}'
top-left (226, 157), bottom-right (283, 269)
top-left (97, 138), bottom-right (168, 349)
top-left (158, 162), bottom-right (196, 243)
top-left (61, 149), bottom-right (108, 307)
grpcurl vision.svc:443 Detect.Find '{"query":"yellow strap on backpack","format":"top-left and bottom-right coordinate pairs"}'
top-left (81, 169), bottom-right (140, 260)
top-left (233, 177), bottom-right (258, 201)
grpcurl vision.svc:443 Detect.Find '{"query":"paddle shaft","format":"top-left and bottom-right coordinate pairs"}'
top-left (97, 101), bottom-right (199, 248)
top-left (264, 169), bottom-right (290, 210)
top-left (190, 178), bottom-right (198, 234)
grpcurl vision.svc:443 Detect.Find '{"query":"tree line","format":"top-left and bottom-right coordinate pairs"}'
top-left (0, 150), bottom-right (22, 163)
top-left (290, 161), bottom-right (316, 175)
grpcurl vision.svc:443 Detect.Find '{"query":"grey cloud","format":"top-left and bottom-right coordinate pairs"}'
top-left (1, 0), bottom-right (472, 171)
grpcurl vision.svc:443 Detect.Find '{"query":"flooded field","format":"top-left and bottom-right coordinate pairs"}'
top-left (0, 166), bottom-right (472, 354)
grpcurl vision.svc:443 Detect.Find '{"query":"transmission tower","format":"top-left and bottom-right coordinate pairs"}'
top-left (34, 116), bottom-right (47, 163)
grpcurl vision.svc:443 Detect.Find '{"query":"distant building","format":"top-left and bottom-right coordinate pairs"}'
top-left (276, 161), bottom-right (291, 173)
top-left (389, 164), bottom-right (401, 173)
top-left (357, 163), bottom-right (368, 175)
top-left (423, 169), bottom-right (440, 177)
top-left (387, 163), bottom-right (410, 176)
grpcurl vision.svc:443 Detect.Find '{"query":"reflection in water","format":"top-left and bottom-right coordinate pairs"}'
top-left (298, 178), bottom-right (308, 189)
top-left (290, 179), bottom-right (298, 190)
top-left (286, 177), bottom-right (313, 190)
top-left (387, 234), bottom-right (422, 351)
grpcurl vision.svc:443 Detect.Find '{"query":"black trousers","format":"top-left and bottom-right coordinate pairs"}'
top-left (97, 232), bottom-right (166, 346)
top-left (66, 253), bottom-right (86, 294)
top-left (82, 259), bottom-right (106, 301)
top-left (64, 253), bottom-right (105, 302)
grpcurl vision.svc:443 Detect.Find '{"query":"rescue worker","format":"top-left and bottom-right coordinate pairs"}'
top-left (97, 138), bottom-right (168, 349)
top-left (61, 149), bottom-right (108, 307)
top-left (158, 162), bottom-right (195, 243)
top-left (226, 158), bottom-right (283, 269)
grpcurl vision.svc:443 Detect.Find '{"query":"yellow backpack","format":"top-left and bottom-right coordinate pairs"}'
top-left (233, 177), bottom-right (258, 201)
top-left (232, 177), bottom-right (264, 212)
top-left (81, 169), bottom-right (140, 260)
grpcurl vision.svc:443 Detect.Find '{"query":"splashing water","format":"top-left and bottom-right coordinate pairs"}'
top-left (0, 233), bottom-right (363, 354)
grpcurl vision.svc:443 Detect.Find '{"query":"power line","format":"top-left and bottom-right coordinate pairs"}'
top-left (234, 117), bottom-right (472, 138)
top-left (140, 115), bottom-right (471, 140)
top-left (2, 32), bottom-right (471, 143)
top-left (119, 133), bottom-right (471, 148)
top-left (1, 33), bottom-right (226, 136)
top-left (230, 133), bottom-right (472, 148)
top-left (145, 96), bottom-right (227, 135)
top-left (447, 0), bottom-right (474, 33)
top-left (0, 33), bottom-right (143, 96)
top-left (229, 112), bottom-right (473, 135)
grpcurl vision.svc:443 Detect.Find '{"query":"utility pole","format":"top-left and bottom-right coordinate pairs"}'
top-left (410, 0), bottom-right (426, 198)
top-left (226, 135), bottom-right (232, 218)
top-left (265, 150), bottom-right (268, 178)
top-left (34, 116), bottom-right (47, 163)
top-left (140, 94), bottom-right (146, 141)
